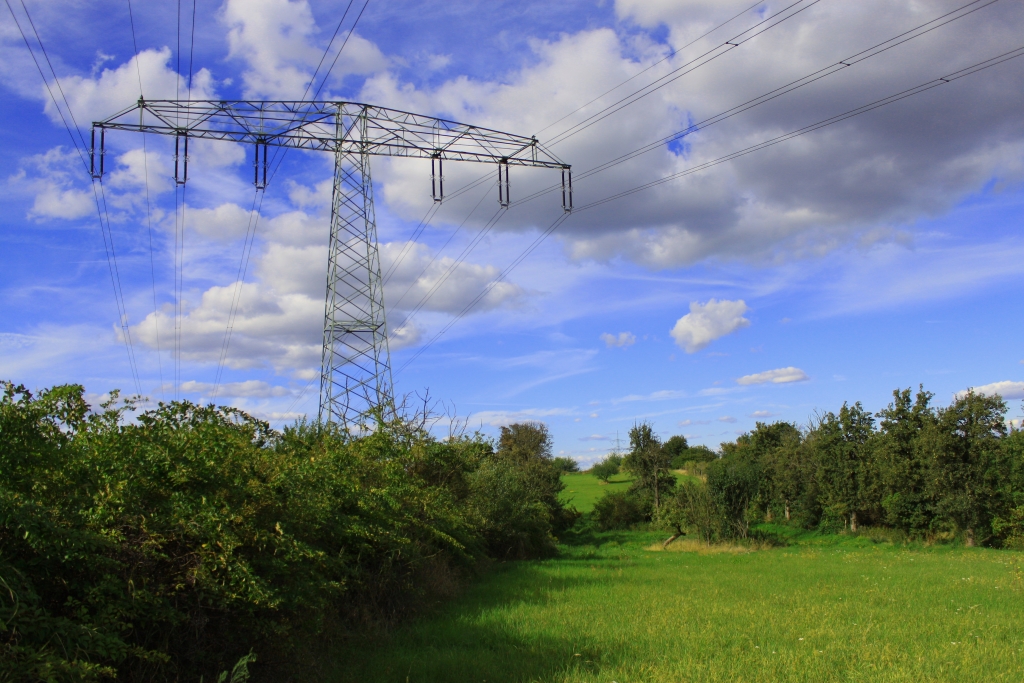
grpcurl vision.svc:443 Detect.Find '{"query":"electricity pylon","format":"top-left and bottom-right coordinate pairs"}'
top-left (91, 100), bottom-right (571, 427)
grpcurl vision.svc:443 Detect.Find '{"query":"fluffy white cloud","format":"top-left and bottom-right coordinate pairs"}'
top-left (737, 367), bottom-right (809, 385)
top-left (44, 48), bottom-right (216, 128)
top-left (600, 331), bottom-right (636, 348)
top-left (749, 410), bottom-right (777, 418)
top-left (670, 299), bottom-right (749, 353)
top-left (222, 0), bottom-right (386, 99)
top-left (9, 147), bottom-right (95, 221)
top-left (717, 416), bottom-right (737, 423)
top-left (958, 381), bottom-right (1024, 400)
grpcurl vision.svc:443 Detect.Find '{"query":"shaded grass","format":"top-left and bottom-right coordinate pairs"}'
top-left (326, 531), bottom-right (1024, 682)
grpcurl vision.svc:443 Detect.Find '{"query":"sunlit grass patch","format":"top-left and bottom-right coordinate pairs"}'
top-left (328, 531), bottom-right (1024, 683)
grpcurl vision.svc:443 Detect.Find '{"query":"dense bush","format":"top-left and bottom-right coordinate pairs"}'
top-left (0, 383), bottom-right (577, 681)
top-left (592, 491), bottom-right (648, 531)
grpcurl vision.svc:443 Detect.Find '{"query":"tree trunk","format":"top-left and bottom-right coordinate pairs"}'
top-left (850, 511), bottom-right (858, 533)
top-left (765, 506), bottom-right (773, 523)
top-left (785, 502), bottom-right (790, 521)
top-left (663, 532), bottom-right (683, 548)
top-left (965, 528), bottom-right (975, 547)
top-left (654, 470), bottom-right (660, 510)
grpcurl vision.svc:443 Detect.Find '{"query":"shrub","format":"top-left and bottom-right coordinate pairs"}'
top-left (551, 456), bottom-right (580, 473)
top-left (0, 385), bottom-right (575, 681)
top-left (592, 491), bottom-right (648, 531)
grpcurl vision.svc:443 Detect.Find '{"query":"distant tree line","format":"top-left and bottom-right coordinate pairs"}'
top-left (591, 387), bottom-right (1024, 549)
top-left (0, 382), bottom-right (576, 682)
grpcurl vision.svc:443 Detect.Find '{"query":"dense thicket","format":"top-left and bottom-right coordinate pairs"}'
top-left (0, 383), bottom-right (574, 682)
top-left (663, 387), bottom-right (1024, 547)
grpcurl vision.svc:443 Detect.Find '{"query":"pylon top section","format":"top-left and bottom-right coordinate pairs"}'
top-left (92, 99), bottom-right (569, 169)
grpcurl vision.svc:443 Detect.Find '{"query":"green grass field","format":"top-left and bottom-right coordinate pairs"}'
top-left (559, 471), bottom-right (696, 513)
top-left (329, 531), bottom-right (1024, 682)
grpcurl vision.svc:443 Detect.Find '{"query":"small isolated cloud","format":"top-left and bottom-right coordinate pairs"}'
top-left (958, 381), bottom-right (1024, 400)
top-left (600, 331), bottom-right (636, 348)
top-left (679, 419), bottom-right (711, 426)
top-left (749, 410), bottom-right (777, 418)
top-left (717, 416), bottom-right (737, 423)
top-left (737, 367), bottom-right (809, 386)
top-left (670, 299), bottom-right (750, 353)
top-left (589, 412), bottom-right (599, 418)
top-left (579, 434), bottom-right (610, 442)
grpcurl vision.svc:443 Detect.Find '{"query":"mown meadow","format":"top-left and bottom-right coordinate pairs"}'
top-left (331, 530), bottom-right (1024, 682)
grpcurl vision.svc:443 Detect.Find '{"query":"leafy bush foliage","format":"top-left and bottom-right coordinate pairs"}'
top-left (592, 492), bottom-right (648, 531)
top-left (0, 383), bottom-right (577, 681)
top-left (551, 456), bottom-right (580, 473)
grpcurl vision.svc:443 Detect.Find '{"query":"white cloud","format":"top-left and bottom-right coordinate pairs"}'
top-left (679, 419), bottom-right (711, 426)
top-left (717, 416), bottom-right (737, 423)
top-left (737, 367), bottom-right (809, 385)
top-left (579, 434), bottom-right (610, 441)
top-left (9, 147), bottom-right (94, 221)
top-left (186, 203), bottom-right (258, 241)
top-left (364, 1), bottom-right (1024, 270)
top-left (179, 379), bottom-right (291, 398)
top-left (749, 410), bottom-right (777, 418)
top-left (670, 299), bottom-right (749, 353)
top-left (45, 48), bottom-right (215, 128)
top-left (600, 331), bottom-right (636, 348)
top-left (958, 381), bottom-right (1024, 400)
top-left (469, 407), bottom-right (574, 427)
top-left (222, 0), bottom-right (386, 99)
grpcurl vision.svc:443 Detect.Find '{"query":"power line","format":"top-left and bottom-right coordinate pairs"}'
top-left (574, 44), bottom-right (1024, 212)
top-left (395, 43), bottom-right (1024, 373)
top-left (382, 0), bottom-right (823, 323)
top-left (208, 0), bottom-right (372, 397)
top-left (394, 211), bottom-right (571, 376)
top-left (545, 0), bottom-right (826, 147)
top-left (512, 0), bottom-right (1003, 207)
top-left (126, 0), bottom-right (165, 401)
top-left (6, 0), bottom-right (143, 395)
top-left (533, 0), bottom-right (766, 138)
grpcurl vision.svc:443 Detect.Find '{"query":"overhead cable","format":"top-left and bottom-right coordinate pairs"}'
top-left (6, 0), bottom-right (144, 395)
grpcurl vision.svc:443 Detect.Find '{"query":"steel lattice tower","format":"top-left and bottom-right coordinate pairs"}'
top-left (321, 115), bottom-right (392, 424)
top-left (91, 100), bottom-right (570, 427)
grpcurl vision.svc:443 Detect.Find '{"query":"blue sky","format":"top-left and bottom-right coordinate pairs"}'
top-left (2, 0), bottom-right (1023, 464)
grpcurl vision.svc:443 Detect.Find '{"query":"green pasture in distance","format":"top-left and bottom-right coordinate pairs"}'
top-left (329, 532), bottom-right (1024, 682)
top-left (559, 471), bottom-right (696, 513)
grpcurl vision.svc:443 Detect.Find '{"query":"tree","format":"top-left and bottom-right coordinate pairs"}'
top-left (491, 422), bottom-right (578, 535)
top-left (662, 435), bottom-right (689, 468)
top-left (551, 456), bottom-right (580, 473)
top-left (873, 386), bottom-right (935, 533)
top-left (591, 454), bottom-right (622, 483)
top-left (623, 422), bottom-right (673, 510)
top-left (922, 390), bottom-right (1006, 546)
top-left (811, 403), bottom-right (874, 532)
top-left (659, 479), bottom-right (721, 546)
top-left (706, 449), bottom-right (762, 538)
